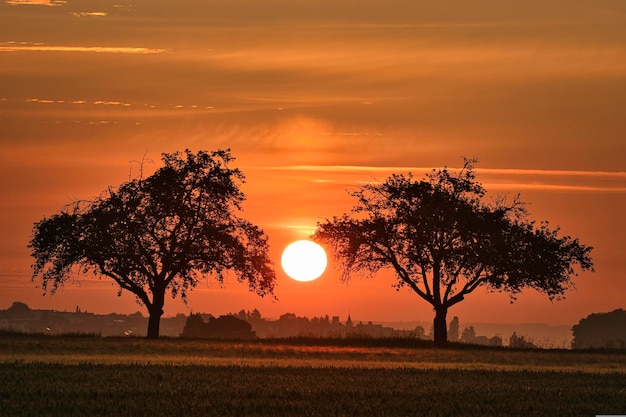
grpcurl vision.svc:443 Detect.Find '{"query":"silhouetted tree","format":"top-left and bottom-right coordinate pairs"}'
top-left (313, 159), bottom-right (594, 347)
top-left (28, 149), bottom-right (276, 338)
top-left (460, 326), bottom-right (477, 343)
top-left (448, 316), bottom-right (460, 342)
top-left (508, 332), bottom-right (537, 349)
top-left (206, 315), bottom-right (256, 339)
top-left (414, 325), bottom-right (426, 340)
top-left (572, 309), bottom-right (626, 349)
top-left (181, 313), bottom-right (256, 339)
top-left (181, 313), bottom-right (209, 338)
top-left (7, 301), bottom-right (31, 316)
top-left (249, 308), bottom-right (262, 321)
top-left (460, 325), bottom-right (502, 346)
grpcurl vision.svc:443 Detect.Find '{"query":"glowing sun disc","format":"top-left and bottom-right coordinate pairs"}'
top-left (281, 240), bottom-right (327, 282)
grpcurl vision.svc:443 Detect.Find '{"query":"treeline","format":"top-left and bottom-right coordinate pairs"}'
top-left (6, 301), bottom-right (624, 349)
top-left (181, 310), bottom-right (538, 348)
top-left (181, 314), bottom-right (256, 340)
top-left (182, 310), bottom-right (422, 339)
top-left (0, 302), bottom-right (536, 346)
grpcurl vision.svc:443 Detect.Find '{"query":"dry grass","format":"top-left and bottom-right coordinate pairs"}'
top-left (2, 333), bottom-right (625, 373)
top-left (1, 334), bottom-right (625, 416)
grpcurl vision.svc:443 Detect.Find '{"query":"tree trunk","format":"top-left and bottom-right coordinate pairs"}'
top-left (433, 307), bottom-right (448, 348)
top-left (147, 311), bottom-right (162, 339)
top-left (146, 293), bottom-right (165, 339)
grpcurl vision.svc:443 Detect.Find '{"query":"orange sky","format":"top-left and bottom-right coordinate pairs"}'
top-left (1, 0), bottom-right (625, 326)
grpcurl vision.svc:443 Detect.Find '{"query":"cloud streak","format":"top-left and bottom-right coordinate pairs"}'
top-left (267, 165), bottom-right (626, 178)
top-left (0, 43), bottom-right (170, 54)
top-left (211, 44), bottom-right (626, 80)
top-left (254, 165), bottom-right (626, 193)
top-left (70, 12), bottom-right (107, 17)
top-left (5, 0), bottom-right (66, 5)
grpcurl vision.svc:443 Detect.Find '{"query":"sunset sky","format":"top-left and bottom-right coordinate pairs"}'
top-left (1, 0), bottom-right (625, 327)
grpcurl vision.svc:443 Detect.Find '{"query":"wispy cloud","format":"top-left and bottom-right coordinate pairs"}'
top-left (478, 168), bottom-right (626, 179)
top-left (70, 12), bottom-right (107, 17)
top-left (24, 98), bottom-right (131, 107)
top-left (26, 98), bottom-right (59, 104)
top-left (16, 97), bottom-right (217, 113)
top-left (93, 100), bottom-right (131, 107)
top-left (0, 43), bottom-right (170, 54)
top-left (210, 44), bottom-right (626, 81)
top-left (274, 165), bottom-right (626, 178)
top-left (482, 183), bottom-right (626, 193)
top-left (6, 0), bottom-right (66, 6)
top-left (253, 165), bottom-right (626, 193)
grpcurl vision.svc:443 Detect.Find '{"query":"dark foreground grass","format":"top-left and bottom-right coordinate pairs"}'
top-left (1, 334), bottom-right (626, 416)
top-left (1, 362), bottom-right (625, 417)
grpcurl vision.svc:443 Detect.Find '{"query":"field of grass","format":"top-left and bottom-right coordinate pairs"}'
top-left (1, 333), bottom-right (625, 416)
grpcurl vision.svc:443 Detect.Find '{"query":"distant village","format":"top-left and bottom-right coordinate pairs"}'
top-left (0, 301), bottom-right (423, 340)
top-left (0, 302), bottom-right (184, 338)
top-left (0, 301), bottom-right (523, 347)
top-left (2, 301), bottom-right (625, 349)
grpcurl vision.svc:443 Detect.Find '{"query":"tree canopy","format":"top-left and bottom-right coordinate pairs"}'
top-left (572, 309), bottom-right (626, 349)
top-left (313, 159), bottom-right (594, 346)
top-left (29, 149), bottom-right (276, 338)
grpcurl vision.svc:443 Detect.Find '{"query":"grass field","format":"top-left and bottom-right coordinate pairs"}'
top-left (1, 333), bottom-right (625, 416)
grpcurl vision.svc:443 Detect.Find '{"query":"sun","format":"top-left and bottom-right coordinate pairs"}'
top-left (281, 240), bottom-right (327, 282)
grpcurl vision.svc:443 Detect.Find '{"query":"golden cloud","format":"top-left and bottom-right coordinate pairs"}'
top-left (6, 0), bottom-right (66, 5)
top-left (70, 12), bottom-right (108, 17)
top-left (0, 43), bottom-right (170, 54)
